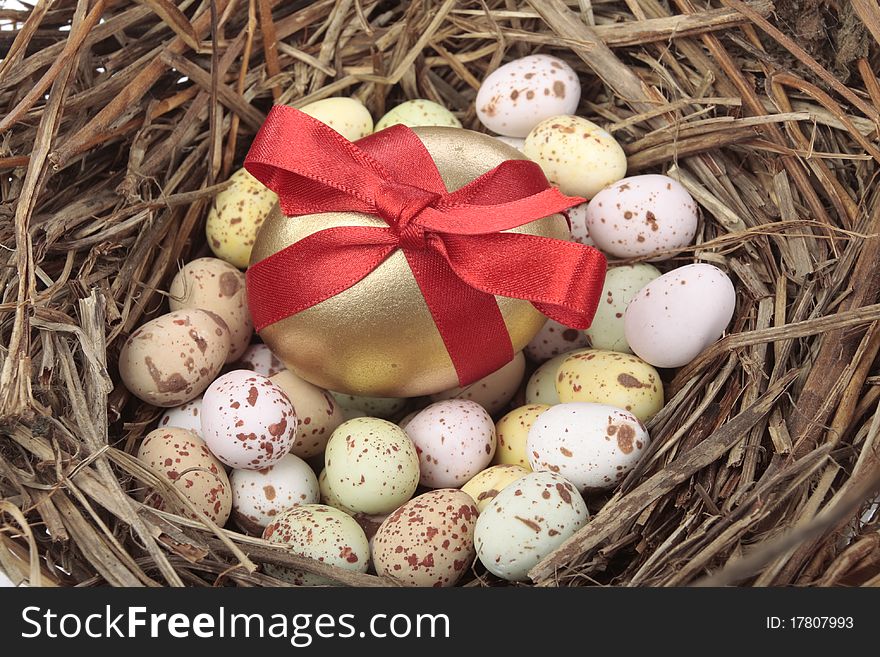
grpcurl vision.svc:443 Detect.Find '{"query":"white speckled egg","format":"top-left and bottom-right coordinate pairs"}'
top-left (524, 352), bottom-right (570, 405)
top-left (585, 264), bottom-right (662, 353)
top-left (329, 391), bottom-right (406, 420)
top-left (137, 427), bottom-right (232, 525)
top-left (494, 135), bottom-right (525, 151)
top-left (206, 167), bottom-right (277, 269)
top-left (323, 417), bottom-right (420, 515)
top-left (524, 319), bottom-right (589, 363)
top-left (372, 489), bottom-right (477, 587)
top-left (474, 471), bottom-right (587, 581)
top-left (523, 116), bottom-right (627, 198)
top-left (624, 263), bottom-right (736, 368)
top-left (555, 349), bottom-right (664, 421)
top-left (201, 370), bottom-right (297, 469)
top-left (430, 352), bottom-right (525, 415)
top-left (527, 402), bottom-right (649, 492)
top-left (405, 400), bottom-right (496, 488)
top-left (461, 464), bottom-right (530, 512)
top-left (494, 403), bottom-right (549, 469)
top-left (159, 396), bottom-right (203, 435)
top-left (270, 370), bottom-right (344, 458)
top-left (476, 55), bottom-right (581, 138)
top-left (299, 97), bottom-right (373, 141)
top-left (168, 257), bottom-right (252, 362)
top-left (231, 453), bottom-right (319, 532)
top-left (567, 202), bottom-right (595, 246)
top-left (119, 309), bottom-right (231, 407)
top-left (586, 174), bottom-right (699, 260)
top-left (235, 343), bottom-right (286, 378)
top-left (375, 99), bottom-right (462, 131)
top-left (262, 504), bottom-right (369, 585)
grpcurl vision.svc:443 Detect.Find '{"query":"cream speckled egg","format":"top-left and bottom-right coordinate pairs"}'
top-left (555, 349), bottom-right (664, 421)
top-left (206, 167), bottom-right (277, 269)
top-left (524, 353), bottom-right (570, 405)
top-left (231, 453), bottom-right (319, 532)
top-left (235, 343), bottom-right (286, 377)
top-left (405, 400), bottom-right (496, 488)
top-left (159, 396), bottom-right (203, 435)
top-left (585, 264), bottom-right (661, 353)
top-left (375, 99), bottom-right (462, 131)
top-left (524, 319), bottom-right (589, 363)
top-left (474, 471), bottom-right (587, 581)
top-left (201, 370), bottom-right (297, 469)
top-left (318, 468), bottom-right (356, 515)
top-left (169, 257), bottom-right (252, 362)
top-left (567, 202), bottom-right (594, 246)
top-left (299, 97), bottom-right (373, 141)
top-left (624, 263), bottom-right (736, 368)
top-left (523, 116), bottom-right (627, 198)
top-left (476, 55), bottom-right (581, 138)
top-left (137, 427), bottom-right (232, 525)
top-left (324, 417), bottom-right (420, 515)
top-left (461, 464), bottom-right (529, 512)
top-left (430, 352), bottom-right (525, 415)
top-left (119, 309), bottom-right (231, 407)
top-left (494, 403), bottom-right (549, 468)
top-left (329, 391), bottom-right (406, 420)
top-left (262, 504), bottom-right (369, 585)
top-left (586, 174), bottom-right (699, 260)
top-left (270, 370), bottom-right (344, 458)
top-left (527, 402), bottom-right (649, 492)
top-left (372, 489), bottom-right (477, 587)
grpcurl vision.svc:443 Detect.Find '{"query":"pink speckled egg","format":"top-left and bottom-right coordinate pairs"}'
top-left (524, 319), bottom-right (590, 363)
top-left (586, 174), bottom-right (699, 260)
top-left (234, 343), bottom-right (286, 377)
top-left (476, 54), bottom-right (581, 138)
top-left (567, 202), bottom-right (595, 246)
top-left (136, 427), bottom-right (232, 525)
top-left (372, 489), bottom-right (478, 587)
top-left (429, 352), bottom-right (526, 415)
top-left (230, 453), bottom-right (319, 532)
top-left (201, 369), bottom-right (297, 469)
top-left (404, 400), bottom-right (496, 488)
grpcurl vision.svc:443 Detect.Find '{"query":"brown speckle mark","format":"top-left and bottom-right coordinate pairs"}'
top-left (219, 272), bottom-right (240, 297)
top-left (617, 424), bottom-right (636, 454)
top-left (515, 516), bottom-right (541, 532)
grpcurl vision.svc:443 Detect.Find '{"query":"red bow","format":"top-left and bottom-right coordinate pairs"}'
top-left (245, 106), bottom-right (606, 386)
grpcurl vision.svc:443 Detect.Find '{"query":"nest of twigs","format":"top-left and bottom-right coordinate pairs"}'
top-left (2, 0), bottom-right (880, 588)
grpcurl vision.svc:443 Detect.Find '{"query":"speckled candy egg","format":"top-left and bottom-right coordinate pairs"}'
top-left (230, 453), bottom-right (319, 532)
top-left (527, 402), bottom-right (649, 492)
top-left (299, 97), bottom-right (373, 141)
top-left (567, 202), bottom-right (594, 246)
top-left (323, 417), bottom-right (420, 515)
top-left (374, 99), bottom-right (462, 131)
top-left (430, 352), bottom-right (525, 415)
top-left (119, 309), bottom-right (231, 407)
top-left (201, 370), bottom-right (297, 469)
top-left (262, 505), bottom-right (369, 585)
top-left (270, 370), bottom-right (344, 458)
top-left (329, 392), bottom-right (406, 420)
top-left (524, 319), bottom-right (589, 362)
top-left (524, 353), bottom-right (570, 405)
top-left (624, 263), bottom-right (736, 368)
top-left (585, 264), bottom-right (661, 353)
top-left (206, 167), bottom-right (277, 269)
top-left (318, 468), bottom-right (355, 515)
top-left (494, 135), bottom-right (525, 151)
top-left (523, 116), bottom-right (627, 198)
top-left (159, 396), bottom-right (203, 435)
top-left (474, 471), bottom-right (587, 581)
top-left (494, 403), bottom-right (549, 468)
top-left (405, 400), bottom-right (496, 488)
top-left (372, 489), bottom-right (477, 587)
top-left (168, 257), bottom-right (252, 362)
top-left (461, 464), bottom-right (529, 512)
top-left (137, 427), bottom-right (232, 525)
top-left (555, 350), bottom-right (664, 421)
top-left (235, 343), bottom-right (286, 377)
top-left (476, 55), bottom-right (581, 138)
top-left (586, 174), bottom-right (699, 260)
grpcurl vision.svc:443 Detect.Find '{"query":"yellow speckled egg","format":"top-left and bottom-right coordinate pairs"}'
top-left (318, 468), bottom-right (356, 515)
top-left (206, 167), bottom-right (277, 269)
top-left (461, 464), bottom-right (529, 512)
top-left (169, 257), bottom-right (252, 363)
top-left (523, 115), bottom-right (626, 198)
top-left (524, 352), bottom-right (570, 405)
top-left (555, 349), bottom-right (664, 421)
top-left (270, 370), bottom-right (344, 458)
top-left (494, 403), bottom-right (550, 468)
top-left (299, 97), bottom-right (373, 141)
top-left (430, 352), bottom-right (526, 416)
top-left (375, 99), bottom-right (462, 131)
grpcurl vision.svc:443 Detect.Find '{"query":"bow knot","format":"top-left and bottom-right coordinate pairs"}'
top-left (375, 180), bottom-right (440, 230)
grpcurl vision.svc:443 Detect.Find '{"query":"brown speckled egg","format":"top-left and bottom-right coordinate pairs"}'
top-left (262, 504), bottom-right (369, 585)
top-left (136, 427), bottom-right (232, 525)
top-left (119, 309), bottom-right (231, 407)
top-left (168, 257), bottom-right (253, 363)
top-left (430, 352), bottom-right (526, 415)
top-left (235, 343), bottom-right (286, 377)
top-left (230, 453), bottom-right (319, 532)
top-left (372, 489), bottom-right (477, 587)
top-left (201, 370), bottom-right (297, 470)
top-left (270, 370), bottom-right (344, 458)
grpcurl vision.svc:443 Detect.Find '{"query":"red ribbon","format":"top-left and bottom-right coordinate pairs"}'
top-left (245, 105), bottom-right (606, 386)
